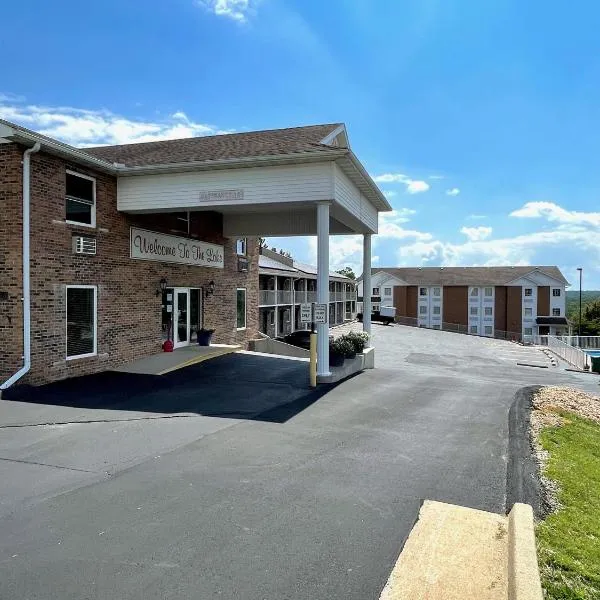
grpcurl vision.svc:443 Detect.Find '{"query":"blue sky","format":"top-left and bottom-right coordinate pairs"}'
top-left (2, 0), bottom-right (599, 288)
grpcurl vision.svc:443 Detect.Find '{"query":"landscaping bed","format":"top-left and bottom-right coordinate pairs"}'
top-left (529, 386), bottom-right (600, 599)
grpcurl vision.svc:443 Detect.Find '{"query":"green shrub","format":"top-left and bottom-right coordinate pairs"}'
top-left (344, 331), bottom-right (369, 354)
top-left (330, 336), bottom-right (354, 358)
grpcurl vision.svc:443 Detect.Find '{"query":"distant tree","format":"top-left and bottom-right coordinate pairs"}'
top-left (258, 237), bottom-right (267, 248)
top-left (336, 267), bottom-right (356, 280)
top-left (582, 300), bottom-right (600, 335)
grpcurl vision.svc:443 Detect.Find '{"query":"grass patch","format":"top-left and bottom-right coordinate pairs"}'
top-left (536, 412), bottom-right (600, 599)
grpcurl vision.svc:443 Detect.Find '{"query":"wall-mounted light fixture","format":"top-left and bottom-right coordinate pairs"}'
top-left (156, 277), bottom-right (168, 297)
top-left (205, 280), bottom-right (215, 298)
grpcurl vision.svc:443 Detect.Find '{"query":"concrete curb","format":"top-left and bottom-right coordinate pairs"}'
top-left (379, 499), bottom-right (543, 599)
top-left (508, 503), bottom-right (543, 600)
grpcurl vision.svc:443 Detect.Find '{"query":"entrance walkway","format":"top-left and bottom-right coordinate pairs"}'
top-left (112, 344), bottom-right (240, 375)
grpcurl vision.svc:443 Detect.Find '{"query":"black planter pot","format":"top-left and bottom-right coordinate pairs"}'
top-left (197, 329), bottom-right (214, 346)
top-left (329, 351), bottom-right (345, 367)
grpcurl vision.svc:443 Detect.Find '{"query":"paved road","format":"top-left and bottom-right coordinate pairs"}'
top-left (0, 326), bottom-right (597, 599)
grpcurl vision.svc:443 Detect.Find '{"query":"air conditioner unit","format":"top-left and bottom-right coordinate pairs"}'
top-left (72, 235), bottom-right (97, 255)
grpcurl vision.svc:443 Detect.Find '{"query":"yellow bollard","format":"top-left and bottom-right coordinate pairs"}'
top-left (309, 331), bottom-right (317, 388)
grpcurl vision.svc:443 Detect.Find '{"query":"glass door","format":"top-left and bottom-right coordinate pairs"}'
top-left (174, 288), bottom-right (190, 347)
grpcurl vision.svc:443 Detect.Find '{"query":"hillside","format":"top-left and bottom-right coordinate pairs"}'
top-left (566, 290), bottom-right (600, 316)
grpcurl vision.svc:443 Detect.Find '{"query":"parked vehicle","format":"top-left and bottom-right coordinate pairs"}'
top-left (357, 310), bottom-right (395, 325)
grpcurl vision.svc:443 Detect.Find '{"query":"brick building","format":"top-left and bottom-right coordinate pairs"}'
top-left (357, 266), bottom-right (570, 341)
top-left (1, 119), bottom-right (389, 386)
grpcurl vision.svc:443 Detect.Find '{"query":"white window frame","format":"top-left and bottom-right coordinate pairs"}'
top-left (484, 326), bottom-right (493, 335)
top-left (383, 287), bottom-right (392, 296)
top-left (432, 305), bottom-right (441, 315)
top-left (236, 238), bottom-right (247, 256)
top-left (236, 288), bottom-right (247, 330)
top-left (419, 305), bottom-right (428, 315)
top-left (524, 327), bottom-right (533, 336)
top-left (372, 287), bottom-right (380, 295)
top-left (419, 287), bottom-right (428, 296)
top-left (372, 303), bottom-right (380, 312)
top-left (470, 306), bottom-right (478, 316)
top-left (524, 288), bottom-right (533, 297)
top-left (470, 325), bottom-right (478, 334)
top-left (433, 287), bottom-right (441, 297)
top-left (484, 306), bottom-right (493, 316)
top-left (524, 307), bottom-right (533, 317)
top-left (470, 288), bottom-right (479, 297)
top-left (65, 170), bottom-right (96, 228)
top-left (484, 287), bottom-right (493, 297)
top-left (65, 285), bottom-right (97, 360)
top-left (552, 288), bottom-right (561, 297)
top-left (552, 308), bottom-right (561, 316)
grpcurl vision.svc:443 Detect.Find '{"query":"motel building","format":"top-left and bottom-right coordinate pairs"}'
top-left (357, 266), bottom-right (570, 341)
top-left (0, 119), bottom-right (389, 388)
top-left (258, 246), bottom-right (357, 338)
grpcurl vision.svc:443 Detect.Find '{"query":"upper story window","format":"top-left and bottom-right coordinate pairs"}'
top-left (433, 287), bottom-right (441, 297)
top-left (66, 171), bottom-right (96, 227)
top-left (372, 287), bottom-right (380, 295)
top-left (419, 287), bottom-right (427, 296)
top-left (236, 238), bottom-right (247, 256)
top-left (553, 308), bottom-right (561, 316)
top-left (552, 288), bottom-right (561, 297)
top-left (470, 288), bottom-right (479, 297)
top-left (524, 307), bottom-right (533, 317)
top-left (484, 287), bottom-right (493, 297)
top-left (524, 288), bottom-right (533, 297)
top-left (384, 287), bottom-right (392, 296)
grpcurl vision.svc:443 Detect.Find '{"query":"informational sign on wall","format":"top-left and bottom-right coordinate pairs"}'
top-left (130, 228), bottom-right (224, 269)
top-left (313, 303), bottom-right (328, 324)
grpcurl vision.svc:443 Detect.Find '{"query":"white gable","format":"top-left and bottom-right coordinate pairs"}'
top-left (507, 270), bottom-right (565, 287)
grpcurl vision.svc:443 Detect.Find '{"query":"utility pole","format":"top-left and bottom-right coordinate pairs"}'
top-left (577, 267), bottom-right (583, 337)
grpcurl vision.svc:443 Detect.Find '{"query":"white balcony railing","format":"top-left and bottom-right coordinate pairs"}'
top-left (277, 290), bottom-right (293, 304)
top-left (306, 291), bottom-right (317, 303)
top-left (259, 290), bottom-right (277, 305)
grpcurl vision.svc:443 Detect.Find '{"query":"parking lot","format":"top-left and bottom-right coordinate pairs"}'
top-left (0, 325), bottom-right (597, 600)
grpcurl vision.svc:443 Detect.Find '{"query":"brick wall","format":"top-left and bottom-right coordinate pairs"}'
top-left (1, 145), bottom-right (259, 385)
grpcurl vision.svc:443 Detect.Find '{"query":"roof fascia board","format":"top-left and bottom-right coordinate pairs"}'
top-left (0, 119), bottom-right (117, 174)
top-left (319, 125), bottom-right (347, 147)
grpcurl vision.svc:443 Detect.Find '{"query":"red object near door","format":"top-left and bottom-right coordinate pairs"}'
top-left (162, 339), bottom-right (174, 353)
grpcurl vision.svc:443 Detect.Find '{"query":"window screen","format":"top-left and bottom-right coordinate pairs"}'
top-left (236, 288), bottom-right (246, 329)
top-left (66, 287), bottom-right (96, 358)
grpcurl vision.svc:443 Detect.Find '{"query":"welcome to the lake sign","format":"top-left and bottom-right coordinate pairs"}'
top-left (130, 228), bottom-right (224, 269)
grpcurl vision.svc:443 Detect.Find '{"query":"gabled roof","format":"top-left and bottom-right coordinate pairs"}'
top-left (258, 254), bottom-right (352, 281)
top-left (361, 266), bottom-right (568, 286)
top-left (83, 124), bottom-right (345, 167)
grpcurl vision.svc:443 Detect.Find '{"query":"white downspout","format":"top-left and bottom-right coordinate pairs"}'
top-left (1, 142), bottom-right (41, 391)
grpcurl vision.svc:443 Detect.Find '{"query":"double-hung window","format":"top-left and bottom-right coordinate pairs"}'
top-left (66, 171), bottom-right (96, 227)
top-left (552, 288), bottom-right (561, 297)
top-left (236, 288), bottom-right (246, 330)
top-left (470, 288), bottom-right (479, 297)
top-left (384, 287), bottom-right (392, 296)
top-left (66, 286), bottom-right (97, 359)
top-left (553, 308), bottom-right (561, 316)
top-left (420, 287), bottom-right (427, 296)
top-left (484, 287), bottom-right (493, 297)
top-left (372, 287), bottom-right (380, 296)
top-left (524, 288), bottom-right (533, 297)
top-left (236, 238), bottom-right (247, 256)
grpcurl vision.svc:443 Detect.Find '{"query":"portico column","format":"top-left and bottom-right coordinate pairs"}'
top-left (363, 233), bottom-right (372, 347)
top-left (317, 201), bottom-right (331, 376)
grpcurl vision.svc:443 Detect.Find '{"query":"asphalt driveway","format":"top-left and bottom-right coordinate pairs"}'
top-left (0, 327), bottom-right (597, 600)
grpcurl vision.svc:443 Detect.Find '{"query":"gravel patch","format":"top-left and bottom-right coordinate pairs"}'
top-left (529, 386), bottom-right (600, 516)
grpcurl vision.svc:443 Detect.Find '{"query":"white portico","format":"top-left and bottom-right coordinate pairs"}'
top-left (89, 123), bottom-right (390, 376)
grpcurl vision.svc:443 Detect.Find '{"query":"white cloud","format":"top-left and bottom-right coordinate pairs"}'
top-left (428, 174), bottom-right (445, 180)
top-left (510, 201), bottom-right (600, 227)
top-left (460, 226), bottom-right (492, 241)
top-left (446, 187), bottom-right (460, 196)
top-left (383, 190), bottom-right (397, 198)
top-left (467, 214), bottom-right (487, 220)
top-left (197, 0), bottom-right (255, 22)
top-left (0, 96), bottom-right (229, 147)
top-left (372, 173), bottom-right (430, 194)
